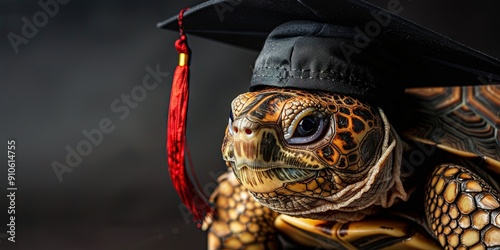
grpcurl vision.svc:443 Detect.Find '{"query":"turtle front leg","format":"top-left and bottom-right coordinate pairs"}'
top-left (203, 170), bottom-right (280, 250)
top-left (426, 164), bottom-right (500, 249)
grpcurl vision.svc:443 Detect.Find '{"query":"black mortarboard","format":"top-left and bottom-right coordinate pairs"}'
top-left (158, 0), bottom-right (500, 222)
top-left (159, 0), bottom-right (500, 92)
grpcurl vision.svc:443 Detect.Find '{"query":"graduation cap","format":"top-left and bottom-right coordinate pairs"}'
top-left (158, 0), bottom-right (500, 223)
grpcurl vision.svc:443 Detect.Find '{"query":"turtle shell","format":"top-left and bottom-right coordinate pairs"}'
top-left (402, 85), bottom-right (500, 175)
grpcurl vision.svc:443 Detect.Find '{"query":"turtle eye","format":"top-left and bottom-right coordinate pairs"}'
top-left (286, 115), bottom-right (328, 145)
top-left (229, 109), bottom-right (234, 122)
top-left (228, 109), bottom-right (235, 135)
top-left (296, 116), bottom-right (318, 137)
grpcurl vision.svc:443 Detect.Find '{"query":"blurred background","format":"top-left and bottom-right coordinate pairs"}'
top-left (0, 0), bottom-right (499, 249)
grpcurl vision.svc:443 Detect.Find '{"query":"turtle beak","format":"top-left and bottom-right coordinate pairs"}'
top-left (229, 117), bottom-right (268, 169)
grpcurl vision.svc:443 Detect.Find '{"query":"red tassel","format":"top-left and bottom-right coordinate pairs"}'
top-left (167, 8), bottom-right (212, 224)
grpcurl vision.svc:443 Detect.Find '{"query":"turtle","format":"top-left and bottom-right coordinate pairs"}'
top-left (158, 1), bottom-right (500, 249)
top-left (202, 85), bottom-right (500, 249)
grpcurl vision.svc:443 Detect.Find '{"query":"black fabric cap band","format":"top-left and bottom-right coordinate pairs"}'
top-left (250, 21), bottom-right (408, 101)
top-left (251, 21), bottom-right (379, 99)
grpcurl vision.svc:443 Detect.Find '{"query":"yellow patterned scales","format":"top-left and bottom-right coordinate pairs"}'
top-left (202, 86), bottom-right (500, 249)
top-left (158, 1), bottom-right (500, 249)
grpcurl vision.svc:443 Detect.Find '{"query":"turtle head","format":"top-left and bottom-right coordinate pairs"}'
top-left (222, 88), bottom-right (407, 221)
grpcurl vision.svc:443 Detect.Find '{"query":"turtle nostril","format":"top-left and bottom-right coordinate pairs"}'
top-left (233, 126), bottom-right (238, 133)
top-left (245, 128), bottom-right (252, 135)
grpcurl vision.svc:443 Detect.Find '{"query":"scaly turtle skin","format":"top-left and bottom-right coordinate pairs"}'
top-left (203, 86), bottom-right (500, 249)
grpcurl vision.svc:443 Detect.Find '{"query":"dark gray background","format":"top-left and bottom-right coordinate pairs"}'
top-left (0, 0), bottom-right (499, 249)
